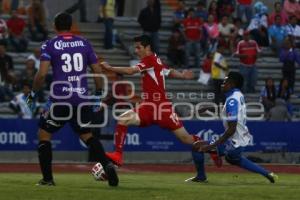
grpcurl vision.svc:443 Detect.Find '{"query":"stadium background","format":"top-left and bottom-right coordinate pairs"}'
top-left (0, 0), bottom-right (299, 173)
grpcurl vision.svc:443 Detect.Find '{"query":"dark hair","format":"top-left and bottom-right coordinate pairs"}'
top-left (274, 1), bottom-right (281, 7)
top-left (265, 77), bottom-right (276, 101)
top-left (54, 12), bottom-right (72, 31)
top-left (277, 78), bottom-right (290, 100)
top-left (227, 71), bottom-right (244, 90)
top-left (134, 35), bottom-right (152, 48)
top-left (22, 80), bottom-right (32, 89)
top-left (289, 15), bottom-right (297, 21)
top-left (187, 7), bottom-right (195, 13)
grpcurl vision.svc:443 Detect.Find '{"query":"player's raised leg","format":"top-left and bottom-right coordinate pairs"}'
top-left (106, 110), bottom-right (141, 166)
top-left (80, 133), bottom-right (119, 186)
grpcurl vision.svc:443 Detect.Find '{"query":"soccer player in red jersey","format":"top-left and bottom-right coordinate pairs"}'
top-left (100, 35), bottom-right (201, 166)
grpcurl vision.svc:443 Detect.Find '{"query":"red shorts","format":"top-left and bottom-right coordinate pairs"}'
top-left (133, 102), bottom-right (183, 131)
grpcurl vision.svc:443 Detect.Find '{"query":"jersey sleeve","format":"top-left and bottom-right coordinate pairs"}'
top-left (86, 40), bottom-right (98, 65)
top-left (40, 40), bottom-right (51, 61)
top-left (225, 98), bottom-right (239, 122)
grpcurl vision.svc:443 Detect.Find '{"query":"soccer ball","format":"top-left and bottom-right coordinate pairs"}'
top-left (92, 163), bottom-right (107, 181)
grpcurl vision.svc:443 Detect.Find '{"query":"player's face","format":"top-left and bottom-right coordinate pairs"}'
top-left (221, 77), bottom-right (231, 93)
top-left (134, 42), bottom-right (147, 59)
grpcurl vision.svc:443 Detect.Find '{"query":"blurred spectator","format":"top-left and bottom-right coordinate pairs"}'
top-left (182, 8), bottom-right (203, 68)
top-left (208, 0), bottom-right (218, 23)
top-left (211, 44), bottom-right (228, 104)
top-left (0, 44), bottom-right (15, 102)
top-left (21, 59), bottom-right (36, 84)
top-left (231, 18), bottom-right (244, 51)
top-left (9, 82), bottom-right (35, 119)
top-left (277, 78), bottom-right (292, 101)
top-left (6, 10), bottom-right (28, 52)
top-left (64, 0), bottom-right (87, 22)
top-left (279, 38), bottom-right (300, 93)
top-left (14, 0), bottom-right (27, 16)
top-left (276, 77), bottom-right (293, 114)
top-left (0, 17), bottom-right (8, 46)
top-left (266, 98), bottom-right (291, 121)
top-left (217, 0), bottom-right (235, 19)
top-left (236, 0), bottom-right (253, 24)
top-left (27, 47), bottom-right (41, 70)
top-left (100, 0), bottom-right (116, 50)
top-left (268, 15), bottom-right (287, 54)
top-left (27, 0), bottom-right (48, 42)
top-left (204, 14), bottom-right (219, 52)
top-left (172, 0), bottom-right (186, 29)
top-left (260, 77), bottom-right (276, 113)
top-left (167, 29), bottom-right (185, 68)
top-left (138, 0), bottom-right (161, 55)
top-left (247, 2), bottom-right (269, 46)
top-left (283, 0), bottom-right (300, 19)
top-left (0, 43), bottom-right (14, 71)
top-left (218, 15), bottom-right (235, 50)
top-left (286, 15), bottom-right (300, 48)
top-left (197, 52), bottom-right (212, 85)
top-left (234, 31), bottom-right (261, 93)
top-left (195, 1), bottom-right (208, 21)
top-left (116, 0), bottom-right (125, 16)
top-left (269, 1), bottom-right (288, 26)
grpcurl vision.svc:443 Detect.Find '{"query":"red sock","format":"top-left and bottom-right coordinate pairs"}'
top-left (193, 135), bottom-right (201, 142)
top-left (114, 124), bottom-right (128, 153)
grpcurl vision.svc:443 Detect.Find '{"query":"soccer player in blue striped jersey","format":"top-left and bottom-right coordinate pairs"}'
top-left (188, 72), bottom-right (278, 183)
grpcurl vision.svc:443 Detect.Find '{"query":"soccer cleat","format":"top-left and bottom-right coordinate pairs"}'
top-left (184, 177), bottom-right (208, 183)
top-left (105, 162), bottom-right (119, 187)
top-left (209, 152), bottom-right (223, 168)
top-left (106, 151), bottom-right (123, 166)
top-left (266, 172), bottom-right (278, 183)
top-left (36, 179), bottom-right (56, 186)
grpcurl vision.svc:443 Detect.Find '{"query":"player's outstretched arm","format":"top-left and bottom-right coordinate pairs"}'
top-left (197, 121), bottom-right (237, 152)
top-left (100, 61), bottom-right (140, 75)
top-left (168, 69), bottom-right (194, 80)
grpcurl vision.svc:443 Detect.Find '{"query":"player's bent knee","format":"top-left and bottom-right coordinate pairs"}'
top-left (225, 155), bottom-right (241, 165)
top-left (118, 111), bottom-right (140, 126)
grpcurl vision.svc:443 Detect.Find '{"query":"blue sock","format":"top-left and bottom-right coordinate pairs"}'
top-left (192, 151), bottom-right (207, 180)
top-left (239, 157), bottom-right (270, 177)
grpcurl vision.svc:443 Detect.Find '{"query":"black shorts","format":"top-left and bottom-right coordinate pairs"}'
top-left (39, 103), bottom-right (93, 135)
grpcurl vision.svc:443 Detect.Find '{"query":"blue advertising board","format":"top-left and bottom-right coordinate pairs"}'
top-left (0, 119), bottom-right (300, 152)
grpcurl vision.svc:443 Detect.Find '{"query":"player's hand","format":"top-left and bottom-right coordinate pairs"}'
top-left (182, 70), bottom-right (194, 79)
top-left (199, 144), bottom-right (215, 152)
top-left (26, 91), bottom-right (35, 112)
top-left (100, 61), bottom-right (111, 71)
top-left (93, 90), bottom-right (103, 112)
top-left (192, 140), bottom-right (209, 151)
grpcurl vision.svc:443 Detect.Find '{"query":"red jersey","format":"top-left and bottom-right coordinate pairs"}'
top-left (236, 40), bottom-right (261, 65)
top-left (135, 54), bottom-right (171, 104)
top-left (237, 0), bottom-right (252, 5)
top-left (6, 17), bottom-right (26, 36)
top-left (182, 17), bottom-right (203, 41)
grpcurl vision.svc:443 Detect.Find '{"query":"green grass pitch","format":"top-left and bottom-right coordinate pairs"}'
top-left (0, 172), bottom-right (299, 200)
